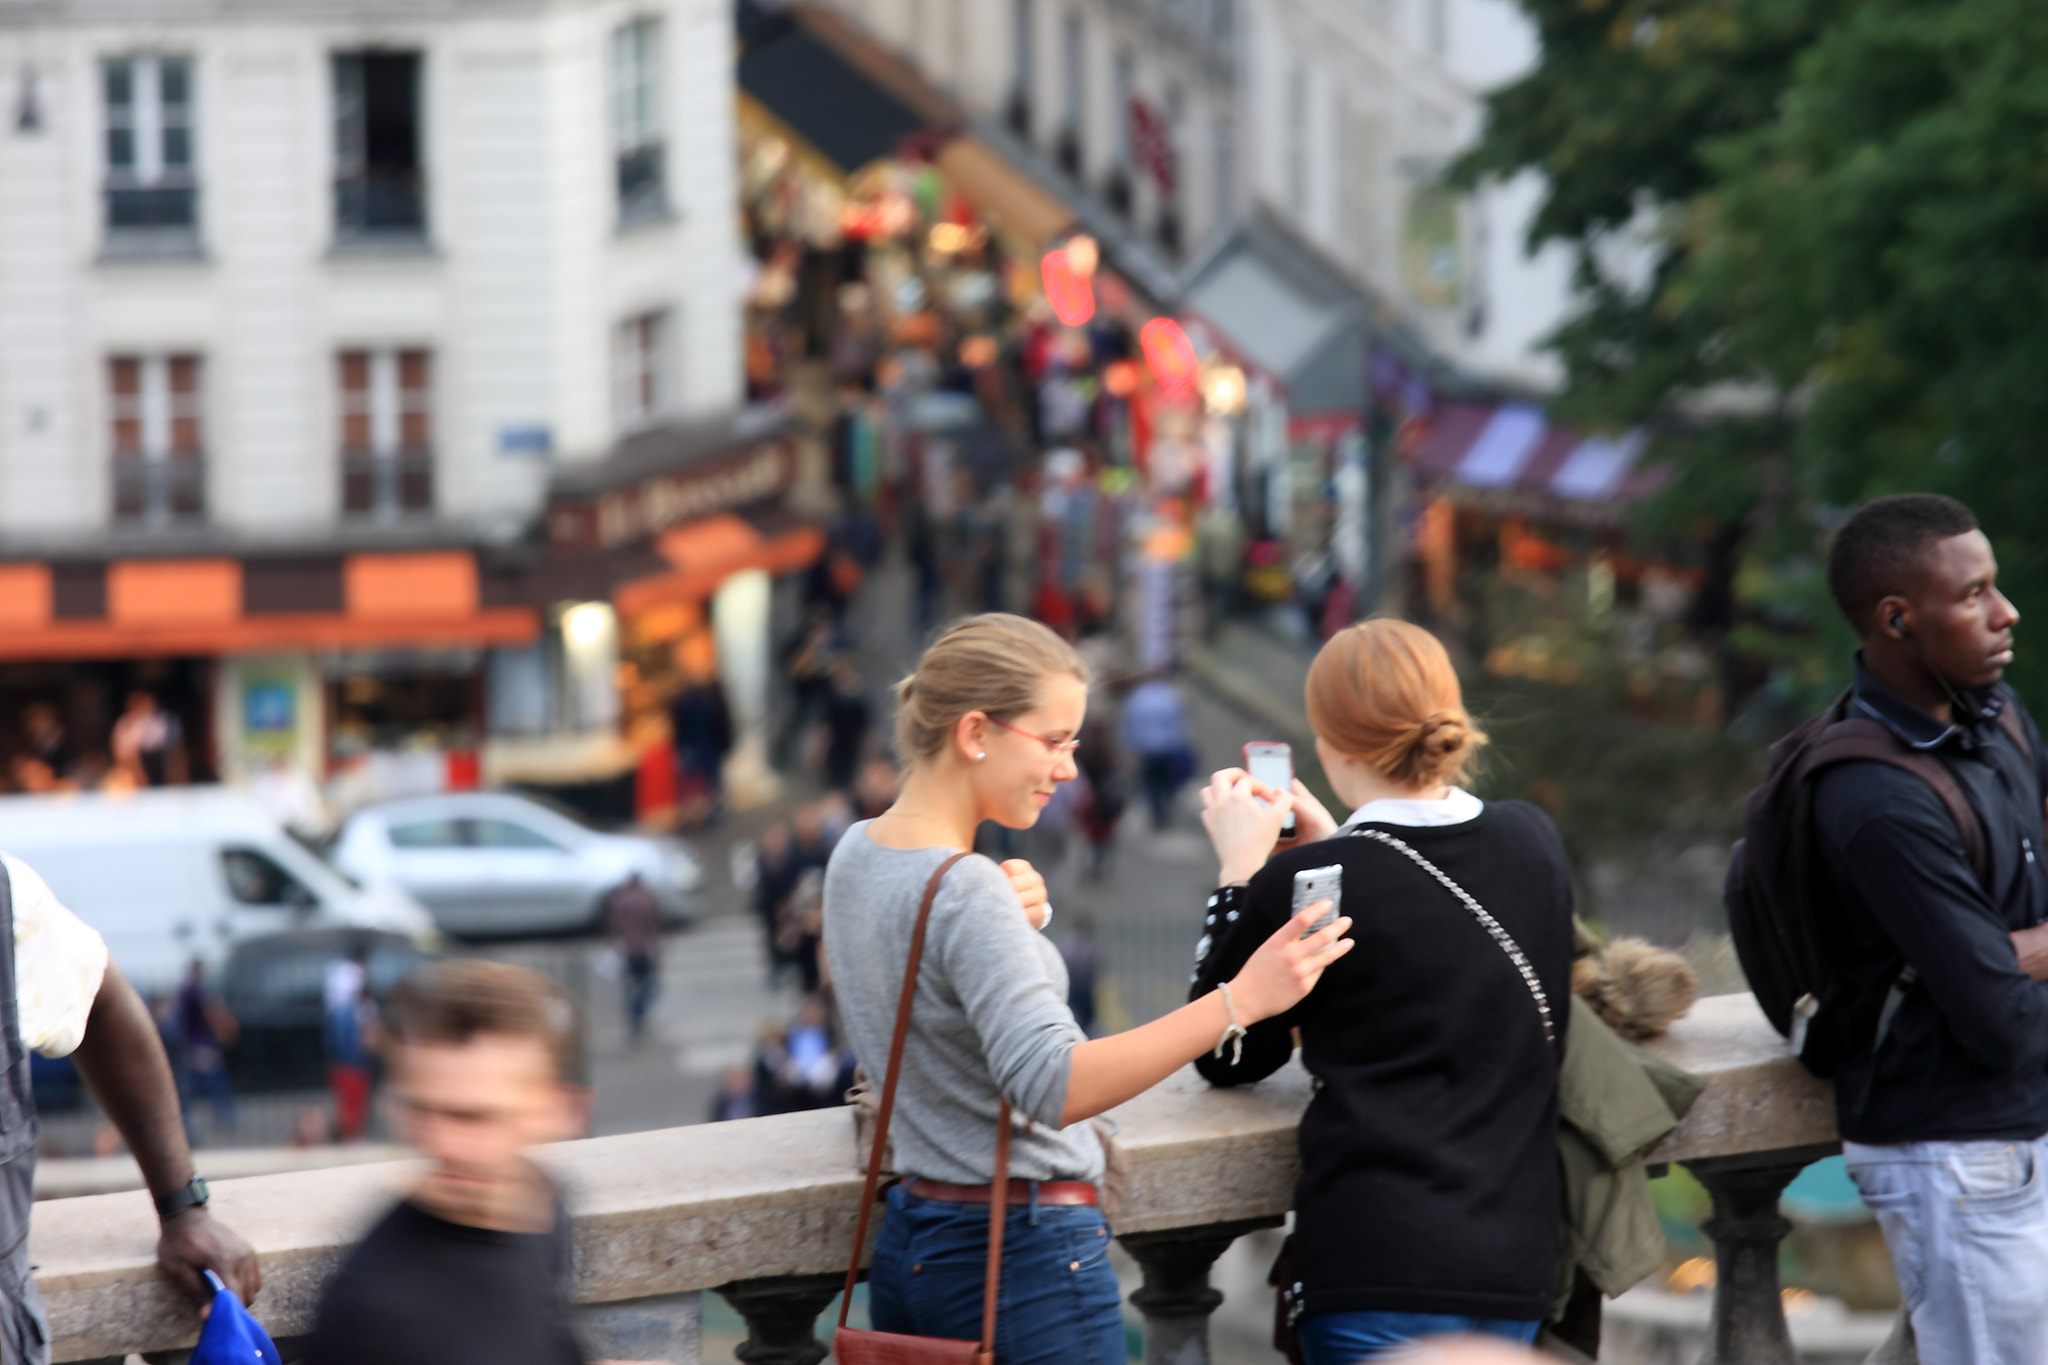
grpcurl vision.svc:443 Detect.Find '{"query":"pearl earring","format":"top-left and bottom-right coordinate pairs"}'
top-left (975, 752), bottom-right (986, 761)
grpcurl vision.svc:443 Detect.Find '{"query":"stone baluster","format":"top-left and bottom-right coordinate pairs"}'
top-left (1682, 1145), bottom-right (1835, 1365)
top-left (714, 1272), bottom-right (844, 1365)
top-left (1119, 1216), bottom-right (1284, 1365)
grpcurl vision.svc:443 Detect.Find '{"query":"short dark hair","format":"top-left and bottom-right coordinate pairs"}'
top-left (388, 959), bottom-right (578, 1081)
top-left (1827, 494), bottom-right (1979, 634)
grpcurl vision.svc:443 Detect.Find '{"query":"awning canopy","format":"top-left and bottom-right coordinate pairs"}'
top-left (1180, 213), bottom-right (1378, 415)
top-left (613, 514), bottom-right (826, 616)
top-left (736, 2), bottom-right (930, 176)
top-left (736, 3), bottom-right (1072, 248)
top-left (1406, 403), bottom-right (1666, 521)
top-left (0, 552), bottom-right (538, 661)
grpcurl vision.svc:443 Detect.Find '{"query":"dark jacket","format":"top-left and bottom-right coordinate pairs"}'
top-left (1191, 802), bottom-right (1575, 1323)
top-left (1814, 658), bottom-right (2048, 1144)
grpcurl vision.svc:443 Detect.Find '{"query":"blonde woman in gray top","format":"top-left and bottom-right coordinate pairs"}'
top-left (824, 613), bottom-right (1350, 1364)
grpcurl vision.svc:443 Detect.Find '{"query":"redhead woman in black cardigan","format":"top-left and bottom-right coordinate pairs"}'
top-left (1190, 620), bottom-right (1574, 1363)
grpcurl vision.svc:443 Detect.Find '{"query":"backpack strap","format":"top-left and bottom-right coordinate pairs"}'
top-left (1799, 718), bottom-right (1991, 886)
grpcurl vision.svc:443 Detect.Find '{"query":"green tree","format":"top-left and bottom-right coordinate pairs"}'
top-left (1460, 0), bottom-right (2048, 713)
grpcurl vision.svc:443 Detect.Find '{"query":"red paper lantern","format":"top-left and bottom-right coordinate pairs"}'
top-left (1041, 250), bottom-right (1096, 327)
top-left (1140, 318), bottom-right (1198, 390)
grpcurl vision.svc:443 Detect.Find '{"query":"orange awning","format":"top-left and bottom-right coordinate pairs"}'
top-left (0, 552), bottom-right (538, 660)
top-left (613, 515), bottom-right (826, 616)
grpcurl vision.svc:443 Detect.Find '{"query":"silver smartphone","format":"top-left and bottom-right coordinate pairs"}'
top-left (1293, 863), bottom-right (1343, 937)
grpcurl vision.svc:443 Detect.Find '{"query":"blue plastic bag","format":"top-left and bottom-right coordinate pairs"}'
top-left (190, 1269), bottom-right (280, 1365)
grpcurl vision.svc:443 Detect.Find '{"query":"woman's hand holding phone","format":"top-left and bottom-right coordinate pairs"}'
top-left (1229, 906), bottom-right (1354, 1023)
top-left (1285, 780), bottom-right (1340, 843)
top-left (1200, 769), bottom-right (1295, 885)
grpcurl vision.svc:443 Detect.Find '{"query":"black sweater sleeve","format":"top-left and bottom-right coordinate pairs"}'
top-left (1189, 869), bottom-right (1297, 1087)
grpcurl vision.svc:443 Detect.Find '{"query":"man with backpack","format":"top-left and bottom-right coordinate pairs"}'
top-left (1733, 494), bottom-right (2048, 1363)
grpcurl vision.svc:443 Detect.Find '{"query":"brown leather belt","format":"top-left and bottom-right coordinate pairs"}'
top-left (905, 1177), bottom-right (1099, 1207)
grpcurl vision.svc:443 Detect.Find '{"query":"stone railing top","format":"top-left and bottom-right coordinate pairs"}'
top-left (31, 992), bottom-right (1829, 1362)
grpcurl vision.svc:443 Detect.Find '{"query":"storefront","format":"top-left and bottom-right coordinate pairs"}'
top-left (0, 552), bottom-right (538, 805)
top-left (535, 416), bottom-right (824, 821)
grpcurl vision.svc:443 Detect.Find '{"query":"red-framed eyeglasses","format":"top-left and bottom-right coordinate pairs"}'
top-left (988, 716), bottom-right (1082, 754)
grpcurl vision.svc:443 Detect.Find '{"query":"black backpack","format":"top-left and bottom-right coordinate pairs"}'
top-left (1724, 689), bottom-right (2025, 1079)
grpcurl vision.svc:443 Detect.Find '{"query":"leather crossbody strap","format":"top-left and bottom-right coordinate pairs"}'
top-left (1342, 825), bottom-right (1557, 1050)
top-left (839, 851), bottom-right (1014, 1355)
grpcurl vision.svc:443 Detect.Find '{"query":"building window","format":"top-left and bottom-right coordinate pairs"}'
top-left (109, 356), bottom-right (205, 526)
top-left (1285, 59), bottom-right (1310, 219)
top-left (334, 52), bottom-right (425, 239)
top-left (1008, 0), bottom-right (1035, 137)
top-left (103, 56), bottom-right (197, 234)
top-left (611, 18), bottom-right (668, 224)
top-left (339, 349), bottom-right (434, 519)
top-left (1058, 11), bottom-right (1085, 174)
top-left (1427, 0), bottom-right (1449, 58)
top-left (1112, 48), bottom-right (1135, 168)
top-left (613, 312), bottom-right (670, 431)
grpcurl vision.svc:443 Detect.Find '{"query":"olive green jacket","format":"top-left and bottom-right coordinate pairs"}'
top-left (1553, 993), bottom-right (1706, 1317)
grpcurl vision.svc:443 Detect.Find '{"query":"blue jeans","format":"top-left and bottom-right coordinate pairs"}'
top-left (1845, 1136), bottom-right (2048, 1365)
top-left (1298, 1311), bottom-right (1540, 1364)
top-left (867, 1183), bottom-right (1124, 1365)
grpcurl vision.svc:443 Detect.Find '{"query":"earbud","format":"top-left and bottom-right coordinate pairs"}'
top-left (1891, 613), bottom-right (1908, 637)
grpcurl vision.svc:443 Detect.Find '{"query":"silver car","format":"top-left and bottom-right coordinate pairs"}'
top-left (331, 791), bottom-right (701, 937)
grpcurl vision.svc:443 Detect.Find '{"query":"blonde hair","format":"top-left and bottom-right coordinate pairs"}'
top-left (1304, 619), bottom-right (1486, 789)
top-left (894, 614), bottom-right (1088, 763)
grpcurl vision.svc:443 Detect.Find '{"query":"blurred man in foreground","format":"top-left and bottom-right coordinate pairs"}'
top-left (306, 959), bottom-right (606, 1365)
top-left (6, 855), bottom-right (259, 1360)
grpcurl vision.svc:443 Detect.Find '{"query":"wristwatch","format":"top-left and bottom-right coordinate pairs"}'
top-left (155, 1175), bottom-right (210, 1219)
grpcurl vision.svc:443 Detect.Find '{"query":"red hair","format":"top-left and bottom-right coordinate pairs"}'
top-left (1304, 620), bottom-right (1486, 788)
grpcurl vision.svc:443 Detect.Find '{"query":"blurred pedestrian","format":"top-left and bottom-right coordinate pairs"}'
top-left (853, 756), bottom-right (900, 822)
top-left (113, 690), bottom-right (187, 787)
top-left (753, 822), bottom-right (798, 987)
top-left (174, 959), bottom-right (238, 1140)
top-left (777, 868), bottom-right (827, 997)
top-left (822, 657), bottom-right (871, 794)
top-left (21, 702), bottom-right (71, 778)
top-left (776, 613), bottom-right (838, 769)
top-left (1075, 714), bottom-right (1127, 882)
top-left (668, 669), bottom-right (734, 816)
top-left (323, 948), bottom-right (377, 1141)
top-left (603, 873), bottom-right (663, 1044)
top-left (0, 851), bottom-right (262, 1348)
top-left (1056, 916), bottom-right (1101, 1036)
top-left (708, 1065), bottom-right (755, 1123)
top-left (303, 960), bottom-right (591, 1365)
top-left (1120, 674), bottom-right (1196, 829)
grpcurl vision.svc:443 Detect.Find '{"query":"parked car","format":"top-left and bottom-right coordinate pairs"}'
top-left (330, 791), bottom-right (702, 938)
top-left (0, 788), bottom-right (436, 996)
top-left (220, 927), bottom-right (431, 1091)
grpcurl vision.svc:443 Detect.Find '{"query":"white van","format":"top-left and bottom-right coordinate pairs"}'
top-left (0, 788), bottom-right (435, 994)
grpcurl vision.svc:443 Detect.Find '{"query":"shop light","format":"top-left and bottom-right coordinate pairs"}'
top-left (1103, 360), bottom-right (1141, 399)
top-left (562, 602), bottom-right (615, 651)
top-left (1041, 249), bottom-right (1096, 327)
top-left (929, 222), bottom-right (972, 254)
top-left (1140, 318), bottom-right (1199, 391)
top-left (1201, 364), bottom-right (1248, 415)
top-left (960, 335), bottom-right (1000, 368)
top-left (1064, 235), bottom-right (1099, 278)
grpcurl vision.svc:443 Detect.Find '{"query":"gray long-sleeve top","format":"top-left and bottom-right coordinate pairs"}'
top-left (822, 825), bottom-right (1104, 1184)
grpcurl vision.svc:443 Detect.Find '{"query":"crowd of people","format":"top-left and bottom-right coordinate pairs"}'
top-left (5, 691), bottom-right (191, 796)
top-left (15, 490), bottom-right (2047, 1365)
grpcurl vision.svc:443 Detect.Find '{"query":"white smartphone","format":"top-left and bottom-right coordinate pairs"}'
top-left (1293, 863), bottom-right (1343, 938)
top-left (1244, 741), bottom-right (1297, 839)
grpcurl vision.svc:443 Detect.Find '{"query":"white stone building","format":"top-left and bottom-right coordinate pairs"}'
top-left (0, 0), bottom-right (740, 545)
top-left (0, 0), bottom-right (794, 803)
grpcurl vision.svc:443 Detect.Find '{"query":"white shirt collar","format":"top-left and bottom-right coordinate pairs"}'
top-left (1340, 787), bottom-right (1484, 830)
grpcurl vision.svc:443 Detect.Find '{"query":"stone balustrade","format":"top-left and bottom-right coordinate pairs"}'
top-left (31, 993), bottom-right (1836, 1365)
